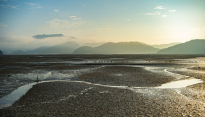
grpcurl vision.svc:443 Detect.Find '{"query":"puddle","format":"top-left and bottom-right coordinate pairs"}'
top-left (0, 80), bottom-right (70, 109)
top-left (0, 82), bottom-right (37, 109)
top-left (0, 77), bottom-right (203, 109)
top-left (0, 66), bottom-right (101, 109)
top-left (0, 65), bottom-right (204, 109)
top-left (156, 78), bottom-right (203, 89)
top-left (113, 73), bottom-right (123, 76)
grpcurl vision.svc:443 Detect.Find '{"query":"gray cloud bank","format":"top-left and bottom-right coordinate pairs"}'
top-left (33, 34), bottom-right (64, 39)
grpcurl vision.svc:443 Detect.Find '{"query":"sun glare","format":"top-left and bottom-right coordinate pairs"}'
top-left (172, 26), bottom-right (195, 42)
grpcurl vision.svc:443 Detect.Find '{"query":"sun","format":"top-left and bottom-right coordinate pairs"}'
top-left (172, 27), bottom-right (196, 42)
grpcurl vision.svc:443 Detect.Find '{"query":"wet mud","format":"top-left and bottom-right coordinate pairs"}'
top-left (0, 54), bottom-right (205, 116)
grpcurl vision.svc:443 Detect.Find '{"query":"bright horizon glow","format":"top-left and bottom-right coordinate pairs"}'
top-left (0, 0), bottom-right (205, 52)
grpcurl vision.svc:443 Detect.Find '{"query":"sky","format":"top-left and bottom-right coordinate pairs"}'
top-left (0, 0), bottom-right (205, 52)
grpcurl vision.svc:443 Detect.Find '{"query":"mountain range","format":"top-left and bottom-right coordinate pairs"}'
top-left (5, 39), bottom-right (205, 55)
top-left (157, 39), bottom-right (205, 54)
top-left (73, 42), bottom-right (159, 54)
top-left (10, 42), bottom-right (80, 55)
top-left (39, 42), bottom-right (80, 54)
top-left (152, 42), bottom-right (181, 49)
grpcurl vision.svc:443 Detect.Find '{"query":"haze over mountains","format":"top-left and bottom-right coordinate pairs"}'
top-left (39, 42), bottom-right (80, 54)
top-left (157, 39), bottom-right (205, 54)
top-left (152, 42), bottom-right (181, 49)
top-left (9, 42), bottom-right (80, 55)
top-left (0, 50), bottom-right (3, 55)
top-left (2, 39), bottom-right (205, 55)
top-left (73, 42), bottom-right (159, 54)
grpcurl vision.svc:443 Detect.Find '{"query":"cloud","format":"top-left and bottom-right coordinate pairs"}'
top-left (169, 9), bottom-right (176, 13)
top-left (25, 2), bottom-right (43, 9)
top-left (26, 3), bottom-right (38, 6)
top-left (69, 16), bottom-right (77, 18)
top-left (126, 19), bottom-right (130, 20)
top-left (0, 32), bottom-right (78, 51)
top-left (30, 6), bottom-right (43, 9)
top-left (33, 34), bottom-right (64, 39)
top-left (0, 5), bottom-right (18, 9)
top-left (161, 15), bottom-right (167, 17)
top-left (72, 18), bottom-right (81, 20)
top-left (69, 16), bottom-right (81, 20)
top-left (0, 23), bottom-right (7, 27)
top-left (155, 6), bottom-right (165, 9)
top-left (0, 0), bottom-right (7, 1)
top-left (54, 9), bottom-right (59, 12)
top-left (145, 12), bottom-right (161, 16)
top-left (46, 19), bottom-right (83, 29)
top-left (69, 36), bottom-right (76, 39)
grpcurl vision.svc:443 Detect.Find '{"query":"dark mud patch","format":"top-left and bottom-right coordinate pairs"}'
top-left (189, 66), bottom-right (205, 72)
top-left (77, 66), bottom-right (175, 87)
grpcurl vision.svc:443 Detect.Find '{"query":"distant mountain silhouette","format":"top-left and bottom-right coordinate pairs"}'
top-left (26, 46), bottom-right (50, 54)
top-left (83, 42), bottom-right (106, 47)
top-left (0, 51), bottom-right (2, 55)
top-left (39, 42), bottom-right (80, 54)
top-left (157, 39), bottom-right (205, 54)
top-left (73, 42), bottom-right (159, 54)
top-left (10, 50), bottom-right (26, 55)
top-left (152, 42), bottom-right (181, 49)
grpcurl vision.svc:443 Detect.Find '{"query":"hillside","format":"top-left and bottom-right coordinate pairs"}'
top-left (157, 39), bottom-right (205, 54)
top-left (26, 46), bottom-right (50, 54)
top-left (39, 42), bottom-right (80, 54)
top-left (83, 42), bottom-right (106, 47)
top-left (73, 42), bottom-right (159, 54)
top-left (0, 50), bottom-right (3, 55)
top-left (10, 50), bottom-right (26, 55)
top-left (152, 42), bottom-right (181, 49)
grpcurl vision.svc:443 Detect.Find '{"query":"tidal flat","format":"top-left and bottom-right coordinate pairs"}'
top-left (0, 54), bottom-right (205, 116)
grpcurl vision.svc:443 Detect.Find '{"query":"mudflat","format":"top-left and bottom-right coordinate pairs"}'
top-left (0, 54), bottom-right (205, 116)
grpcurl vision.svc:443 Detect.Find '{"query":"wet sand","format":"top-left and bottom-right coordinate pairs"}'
top-left (1, 81), bottom-right (205, 116)
top-left (76, 66), bottom-right (175, 87)
top-left (0, 54), bottom-right (205, 116)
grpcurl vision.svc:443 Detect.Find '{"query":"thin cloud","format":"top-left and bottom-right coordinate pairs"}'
top-left (0, 32), bottom-right (77, 51)
top-left (33, 34), bottom-right (64, 39)
top-left (169, 9), bottom-right (176, 13)
top-left (145, 12), bottom-right (161, 16)
top-left (30, 6), bottom-right (43, 9)
top-left (69, 16), bottom-right (77, 18)
top-left (155, 6), bottom-right (165, 9)
top-left (0, 0), bottom-right (7, 1)
top-left (69, 36), bottom-right (76, 39)
top-left (26, 3), bottom-right (38, 6)
top-left (26, 3), bottom-right (43, 9)
top-left (161, 15), bottom-right (167, 17)
top-left (69, 16), bottom-right (81, 20)
top-left (54, 9), bottom-right (59, 12)
top-left (126, 19), bottom-right (130, 20)
top-left (0, 5), bottom-right (18, 9)
top-left (46, 19), bottom-right (83, 29)
top-left (72, 18), bottom-right (81, 20)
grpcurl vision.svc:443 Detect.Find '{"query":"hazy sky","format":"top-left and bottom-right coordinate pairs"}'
top-left (0, 0), bottom-right (205, 51)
